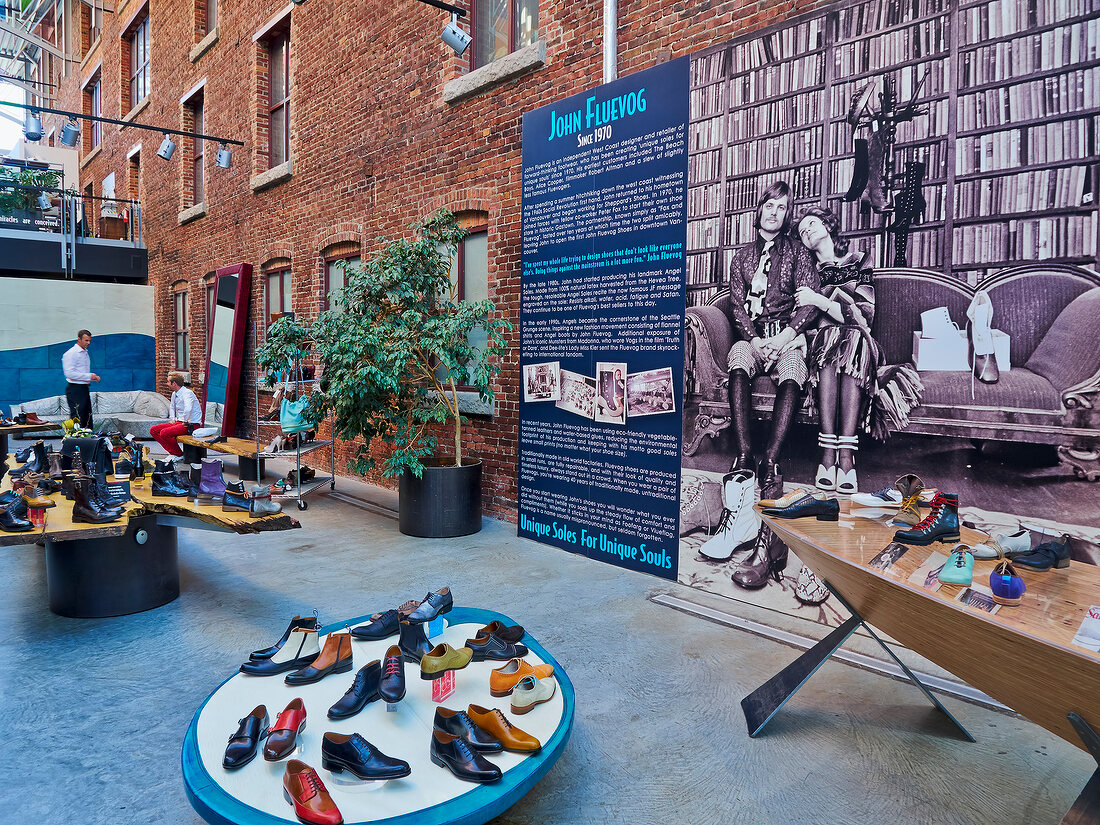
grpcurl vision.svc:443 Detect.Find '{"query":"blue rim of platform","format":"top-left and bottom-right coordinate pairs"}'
top-left (182, 606), bottom-right (576, 825)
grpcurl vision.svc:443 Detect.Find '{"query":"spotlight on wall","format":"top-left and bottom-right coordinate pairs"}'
top-left (215, 143), bottom-right (232, 168)
top-left (36, 191), bottom-right (51, 210)
top-left (441, 12), bottom-right (471, 55)
top-left (156, 133), bottom-right (176, 160)
top-left (60, 118), bottom-right (81, 147)
top-left (23, 110), bottom-right (44, 141)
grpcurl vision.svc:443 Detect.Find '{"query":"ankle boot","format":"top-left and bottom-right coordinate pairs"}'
top-left (14, 446), bottom-right (32, 464)
top-left (250, 497), bottom-right (283, 518)
top-left (698, 470), bottom-right (758, 563)
top-left (72, 478), bottom-right (123, 524)
top-left (153, 459), bottom-right (177, 474)
top-left (732, 523), bottom-right (787, 589)
top-left (285, 631), bottom-right (353, 686)
top-left (199, 458), bottom-right (227, 497)
top-left (239, 627), bottom-right (320, 676)
top-left (727, 370), bottom-right (754, 471)
top-left (113, 449), bottom-right (133, 476)
top-left (891, 473), bottom-right (926, 527)
top-left (88, 476), bottom-right (127, 513)
top-left (152, 471), bottom-right (190, 497)
top-left (223, 481), bottom-right (251, 512)
top-left (398, 620), bottom-right (432, 664)
top-left (47, 451), bottom-right (64, 479)
top-left (893, 492), bottom-right (960, 545)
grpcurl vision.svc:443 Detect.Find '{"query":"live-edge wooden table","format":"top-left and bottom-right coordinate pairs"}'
top-left (745, 501), bottom-right (1100, 824)
top-left (1, 455), bottom-right (300, 618)
top-left (0, 422), bottom-right (60, 460)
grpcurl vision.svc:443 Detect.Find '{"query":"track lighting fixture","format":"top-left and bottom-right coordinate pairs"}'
top-left (215, 144), bottom-right (231, 168)
top-left (156, 134), bottom-right (177, 160)
top-left (36, 191), bottom-right (52, 210)
top-left (441, 11), bottom-right (471, 55)
top-left (23, 110), bottom-right (43, 141)
top-left (60, 118), bottom-right (80, 147)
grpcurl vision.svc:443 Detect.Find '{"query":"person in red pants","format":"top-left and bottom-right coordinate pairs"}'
top-left (150, 372), bottom-right (202, 457)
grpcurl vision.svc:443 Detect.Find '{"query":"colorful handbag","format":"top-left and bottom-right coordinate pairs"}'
top-left (280, 364), bottom-right (313, 434)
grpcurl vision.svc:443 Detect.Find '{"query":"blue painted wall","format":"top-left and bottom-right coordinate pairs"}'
top-left (0, 333), bottom-right (156, 416)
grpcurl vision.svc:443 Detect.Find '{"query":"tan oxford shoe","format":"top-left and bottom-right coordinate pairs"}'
top-left (467, 704), bottom-right (541, 753)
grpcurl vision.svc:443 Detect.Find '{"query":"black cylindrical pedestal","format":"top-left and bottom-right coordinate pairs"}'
top-left (239, 456), bottom-right (266, 481)
top-left (45, 516), bottom-right (180, 618)
top-left (182, 443), bottom-right (207, 464)
top-left (399, 460), bottom-right (482, 537)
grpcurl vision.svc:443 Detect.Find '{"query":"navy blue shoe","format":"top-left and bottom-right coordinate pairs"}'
top-left (433, 707), bottom-right (503, 753)
top-left (328, 660), bottom-right (381, 720)
top-left (762, 492), bottom-right (839, 521)
top-left (406, 587), bottom-right (453, 624)
top-left (321, 732), bottom-right (411, 780)
top-left (351, 609), bottom-right (400, 641)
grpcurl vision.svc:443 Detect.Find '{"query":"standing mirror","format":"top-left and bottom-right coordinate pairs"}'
top-left (203, 263), bottom-right (253, 438)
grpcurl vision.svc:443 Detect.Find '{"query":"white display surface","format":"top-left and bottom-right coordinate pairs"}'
top-left (194, 622), bottom-right (566, 823)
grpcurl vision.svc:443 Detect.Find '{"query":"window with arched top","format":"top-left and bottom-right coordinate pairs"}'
top-left (321, 241), bottom-right (361, 313)
top-left (262, 258), bottom-right (293, 331)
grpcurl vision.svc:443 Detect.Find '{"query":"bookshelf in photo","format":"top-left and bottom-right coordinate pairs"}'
top-left (686, 0), bottom-right (1100, 306)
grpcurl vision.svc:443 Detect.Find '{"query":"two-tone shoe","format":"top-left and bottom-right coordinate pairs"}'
top-left (893, 492), bottom-right (960, 545)
top-left (265, 699), bottom-right (307, 761)
top-left (1012, 534), bottom-right (1072, 572)
top-left (285, 632), bottom-right (353, 686)
top-left (758, 487), bottom-right (813, 509)
top-left (489, 658), bottom-right (555, 697)
top-left (464, 632), bottom-right (528, 662)
top-left (351, 609), bottom-right (400, 641)
top-left (222, 481), bottom-right (251, 512)
top-left (321, 732), bottom-right (411, 780)
top-left (406, 587), bottom-right (453, 623)
top-left (471, 620), bottom-right (524, 644)
top-left (379, 646), bottom-right (406, 703)
top-left (328, 660), bottom-right (381, 720)
top-left (433, 707), bottom-right (503, 753)
top-left (429, 730), bottom-right (501, 784)
top-left (240, 627), bottom-right (320, 676)
top-left (761, 491), bottom-right (839, 521)
top-left (251, 615), bottom-right (321, 661)
top-left (223, 705), bottom-right (269, 769)
top-left (283, 759), bottom-right (342, 825)
top-left (466, 704), bottom-right (541, 753)
top-left (990, 560), bottom-right (1027, 605)
top-left (938, 545), bottom-right (975, 586)
top-left (510, 675), bottom-right (556, 714)
top-left (420, 643), bottom-right (472, 680)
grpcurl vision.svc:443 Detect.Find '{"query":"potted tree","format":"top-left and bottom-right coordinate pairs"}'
top-left (257, 210), bottom-right (511, 536)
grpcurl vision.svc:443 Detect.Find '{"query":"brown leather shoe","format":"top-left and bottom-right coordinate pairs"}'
top-left (21, 492), bottom-right (56, 509)
top-left (282, 759), bottom-right (343, 825)
top-left (489, 658), bottom-right (554, 697)
top-left (419, 643), bottom-right (472, 680)
top-left (467, 704), bottom-right (542, 753)
top-left (285, 631), bottom-right (352, 686)
top-left (23, 412), bottom-right (47, 425)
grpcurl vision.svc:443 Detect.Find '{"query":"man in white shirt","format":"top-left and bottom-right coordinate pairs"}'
top-left (150, 372), bottom-right (203, 457)
top-left (62, 329), bottom-right (100, 428)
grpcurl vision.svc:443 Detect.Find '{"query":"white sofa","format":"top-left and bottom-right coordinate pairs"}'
top-left (11, 391), bottom-right (224, 439)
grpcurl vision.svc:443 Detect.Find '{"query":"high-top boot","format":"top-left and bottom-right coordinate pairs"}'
top-left (72, 478), bottom-right (123, 524)
top-left (891, 473), bottom-right (926, 527)
top-left (732, 523), bottom-right (789, 589)
top-left (398, 620), bottom-right (432, 664)
top-left (727, 370), bottom-right (754, 471)
top-left (250, 497), bottom-right (283, 518)
top-left (285, 631), bottom-right (353, 686)
top-left (893, 492), bottom-right (960, 545)
top-left (90, 464), bottom-right (129, 508)
top-left (86, 476), bottom-right (126, 515)
top-left (47, 451), bottom-right (64, 479)
top-left (239, 627), bottom-right (321, 676)
top-left (698, 470), bottom-right (758, 563)
top-left (152, 471), bottom-right (189, 497)
top-left (10, 441), bottom-right (45, 478)
top-left (223, 481), bottom-right (251, 512)
top-left (199, 458), bottom-right (228, 497)
top-left (759, 380), bottom-right (802, 494)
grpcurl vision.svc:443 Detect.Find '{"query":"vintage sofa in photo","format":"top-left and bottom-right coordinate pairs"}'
top-left (11, 391), bottom-right (224, 439)
top-left (683, 263), bottom-right (1100, 459)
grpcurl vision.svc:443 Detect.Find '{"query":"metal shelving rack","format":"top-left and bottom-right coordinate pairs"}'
top-left (253, 301), bottom-right (336, 511)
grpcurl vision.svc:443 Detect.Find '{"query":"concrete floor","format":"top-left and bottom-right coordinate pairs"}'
top-left (0, 455), bottom-right (1094, 825)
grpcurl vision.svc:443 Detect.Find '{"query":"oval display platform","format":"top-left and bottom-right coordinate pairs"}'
top-left (182, 607), bottom-right (574, 825)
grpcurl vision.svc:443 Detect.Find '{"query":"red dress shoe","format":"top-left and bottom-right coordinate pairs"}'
top-left (283, 759), bottom-right (342, 825)
top-left (264, 698), bottom-right (307, 761)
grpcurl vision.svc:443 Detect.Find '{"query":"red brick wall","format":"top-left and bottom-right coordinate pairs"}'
top-left (53, 0), bottom-right (828, 521)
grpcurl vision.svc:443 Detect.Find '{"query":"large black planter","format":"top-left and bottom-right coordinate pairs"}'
top-left (399, 458), bottom-right (482, 537)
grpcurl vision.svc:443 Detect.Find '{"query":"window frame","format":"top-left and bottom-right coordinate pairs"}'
top-left (89, 3), bottom-right (102, 46)
top-left (86, 73), bottom-right (102, 149)
top-left (173, 288), bottom-right (189, 370)
top-left (447, 224), bottom-right (489, 392)
top-left (471, 0), bottom-right (537, 69)
top-left (128, 14), bottom-right (150, 110)
top-left (205, 0), bottom-right (217, 33)
top-left (267, 30), bottom-right (291, 169)
top-left (191, 98), bottom-right (205, 205)
top-left (265, 266), bottom-right (293, 330)
top-left (322, 249), bottom-right (360, 312)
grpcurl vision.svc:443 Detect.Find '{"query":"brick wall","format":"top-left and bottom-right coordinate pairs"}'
top-left (52, 0), bottom-right (827, 521)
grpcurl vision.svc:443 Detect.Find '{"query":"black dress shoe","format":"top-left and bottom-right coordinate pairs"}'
top-left (222, 705), bottom-right (269, 770)
top-left (252, 615), bottom-right (321, 661)
top-left (398, 620), bottom-right (432, 663)
top-left (351, 609), bottom-right (400, 641)
top-left (379, 646), bottom-right (406, 703)
top-left (407, 587), bottom-right (453, 624)
top-left (1012, 535), bottom-right (1072, 571)
top-left (0, 504), bottom-right (33, 532)
top-left (429, 730), bottom-right (501, 783)
top-left (762, 493), bottom-right (839, 521)
top-left (433, 707), bottom-right (503, 753)
top-left (465, 633), bottom-right (529, 662)
top-left (321, 732), bottom-right (411, 780)
top-left (328, 660), bottom-right (381, 720)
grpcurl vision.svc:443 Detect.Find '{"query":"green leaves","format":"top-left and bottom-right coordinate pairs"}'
top-left (255, 209), bottom-right (512, 478)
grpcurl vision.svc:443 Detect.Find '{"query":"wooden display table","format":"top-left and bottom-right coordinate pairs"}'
top-left (176, 435), bottom-right (266, 480)
top-left (747, 501), bottom-right (1100, 823)
top-left (1, 458), bottom-right (299, 617)
top-left (0, 421), bottom-right (59, 458)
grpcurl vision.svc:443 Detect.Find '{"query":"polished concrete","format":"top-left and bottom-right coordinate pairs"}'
top-left (0, 456), bottom-right (1093, 825)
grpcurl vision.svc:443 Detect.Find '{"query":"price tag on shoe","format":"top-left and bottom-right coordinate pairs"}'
top-left (431, 669), bottom-right (456, 703)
